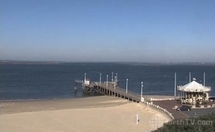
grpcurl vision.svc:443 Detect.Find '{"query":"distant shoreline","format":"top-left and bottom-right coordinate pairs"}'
top-left (1, 60), bottom-right (215, 66)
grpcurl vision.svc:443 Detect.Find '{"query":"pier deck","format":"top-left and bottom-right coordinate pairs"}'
top-left (82, 81), bottom-right (142, 103)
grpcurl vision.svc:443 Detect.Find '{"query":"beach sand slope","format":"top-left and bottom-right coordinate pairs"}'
top-left (0, 96), bottom-right (170, 132)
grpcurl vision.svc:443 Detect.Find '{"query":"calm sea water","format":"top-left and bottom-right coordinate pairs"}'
top-left (1, 63), bottom-right (215, 100)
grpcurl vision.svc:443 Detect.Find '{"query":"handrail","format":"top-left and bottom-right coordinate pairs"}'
top-left (142, 101), bottom-right (174, 120)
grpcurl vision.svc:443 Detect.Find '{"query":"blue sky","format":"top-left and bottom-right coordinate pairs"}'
top-left (1, 0), bottom-right (215, 62)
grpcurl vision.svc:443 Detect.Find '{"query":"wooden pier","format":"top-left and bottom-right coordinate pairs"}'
top-left (74, 76), bottom-right (175, 120)
top-left (75, 79), bottom-right (143, 103)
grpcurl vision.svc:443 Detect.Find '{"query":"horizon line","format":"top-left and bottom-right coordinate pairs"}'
top-left (1, 60), bottom-right (215, 64)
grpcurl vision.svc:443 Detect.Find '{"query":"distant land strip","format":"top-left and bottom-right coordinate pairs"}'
top-left (1, 60), bottom-right (215, 66)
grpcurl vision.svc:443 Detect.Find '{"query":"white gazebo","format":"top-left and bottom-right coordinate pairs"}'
top-left (177, 80), bottom-right (211, 105)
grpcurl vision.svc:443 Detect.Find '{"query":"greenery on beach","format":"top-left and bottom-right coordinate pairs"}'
top-left (153, 113), bottom-right (215, 132)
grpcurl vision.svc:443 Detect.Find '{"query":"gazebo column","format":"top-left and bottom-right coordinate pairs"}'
top-left (205, 92), bottom-right (209, 101)
top-left (185, 92), bottom-right (187, 103)
top-left (190, 92), bottom-right (193, 104)
top-left (192, 96), bottom-right (196, 106)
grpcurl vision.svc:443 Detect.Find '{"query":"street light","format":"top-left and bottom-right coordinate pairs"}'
top-left (114, 76), bottom-right (117, 89)
top-left (106, 75), bottom-right (108, 87)
top-left (84, 73), bottom-right (86, 81)
top-left (111, 72), bottom-right (113, 82)
top-left (99, 73), bottom-right (102, 85)
top-left (116, 73), bottom-right (118, 82)
top-left (203, 72), bottom-right (205, 86)
top-left (174, 73), bottom-right (177, 97)
top-left (141, 82), bottom-right (143, 102)
top-left (126, 79), bottom-right (128, 94)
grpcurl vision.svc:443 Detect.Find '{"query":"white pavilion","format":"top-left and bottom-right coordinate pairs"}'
top-left (177, 79), bottom-right (211, 105)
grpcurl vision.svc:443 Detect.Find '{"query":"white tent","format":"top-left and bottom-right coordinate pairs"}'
top-left (177, 80), bottom-right (211, 92)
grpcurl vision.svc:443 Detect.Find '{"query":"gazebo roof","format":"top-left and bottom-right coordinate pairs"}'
top-left (177, 80), bottom-right (211, 92)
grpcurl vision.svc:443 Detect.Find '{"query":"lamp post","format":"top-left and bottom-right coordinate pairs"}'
top-left (141, 82), bottom-right (143, 101)
top-left (84, 73), bottom-right (86, 82)
top-left (106, 75), bottom-right (108, 87)
top-left (114, 76), bottom-right (116, 89)
top-left (126, 79), bottom-right (128, 94)
top-left (111, 72), bottom-right (113, 82)
top-left (99, 73), bottom-right (102, 85)
top-left (189, 72), bottom-right (191, 82)
top-left (174, 73), bottom-right (177, 97)
top-left (116, 73), bottom-right (118, 82)
top-left (203, 72), bottom-right (205, 86)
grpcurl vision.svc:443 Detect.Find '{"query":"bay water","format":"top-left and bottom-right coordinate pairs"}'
top-left (1, 63), bottom-right (215, 100)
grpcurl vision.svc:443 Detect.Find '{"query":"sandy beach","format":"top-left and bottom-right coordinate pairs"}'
top-left (0, 96), bottom-right (170, 132)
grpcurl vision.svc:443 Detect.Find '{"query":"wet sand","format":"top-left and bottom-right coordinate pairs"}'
top-left (0, 96), bottom-right (170, 132)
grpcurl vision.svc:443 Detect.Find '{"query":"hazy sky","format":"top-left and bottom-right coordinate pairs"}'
top-left (1, 0), bottom-right (215, 62)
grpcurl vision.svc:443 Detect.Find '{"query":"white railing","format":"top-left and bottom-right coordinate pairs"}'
top-left (142, 101), bottom-right (174, 120)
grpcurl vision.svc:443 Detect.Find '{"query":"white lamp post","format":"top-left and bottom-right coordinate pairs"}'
top-left (106, 75), bottom-right (108, 87)
top-left (116, 73), bottom-right (118, 82)
top-left (114, 76), bottom-right (116, 89)
top-left (126, 79), bottom-right (128, 94)
top-left (189, 72), bottom-right (191, 82)
top-left (174, 72), bottom-right (177, 97)
top-left (111, 72), bottom-right (113, 82)
top-left (84, 73), bottom-right (86, 81)
top-left (203, 72), bottom-right (205, 86)
top-left (141, 82), bottom-right (144, 102)
top-left (99, 73), bottom-right (102, 85)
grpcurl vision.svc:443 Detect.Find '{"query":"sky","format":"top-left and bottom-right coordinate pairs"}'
top-left (1, 0), bottom-right (215, 62)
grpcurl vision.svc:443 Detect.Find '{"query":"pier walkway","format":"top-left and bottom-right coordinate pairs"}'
top-left (81, 81), bottom-right (142, 103)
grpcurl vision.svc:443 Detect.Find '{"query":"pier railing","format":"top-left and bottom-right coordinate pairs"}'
top-left (142, 101), bottom-right (175, 120)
